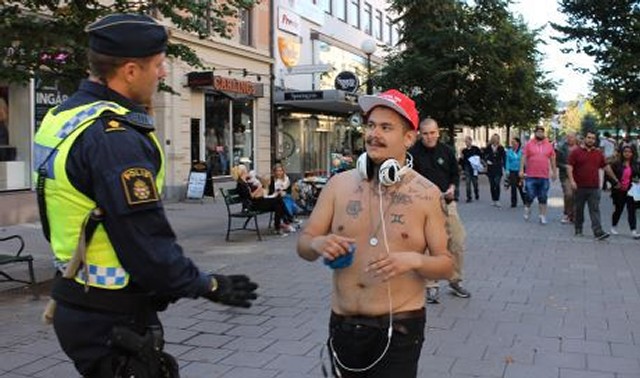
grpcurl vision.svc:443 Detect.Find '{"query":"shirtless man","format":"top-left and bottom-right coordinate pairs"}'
top-left (297, 89), bottom-right (454, 377)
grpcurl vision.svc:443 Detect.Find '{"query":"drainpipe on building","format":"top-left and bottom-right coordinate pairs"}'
top-left (269, 0), bottom-right (277, 168)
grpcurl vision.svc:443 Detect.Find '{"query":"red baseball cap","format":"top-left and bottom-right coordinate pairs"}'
top-left (358, 89), bottom-right (419, 130)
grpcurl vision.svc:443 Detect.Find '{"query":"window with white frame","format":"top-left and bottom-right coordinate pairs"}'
top-left (385, 16), bottom-right (392, 44)
top-left (336, 0), bottom-right (347, 21)
top-left (239, 7), bottom-right (252, 46)
top-left (374, 9), bottom-right (382, 40)
top-left (348, 0), bottom-right (360, 29)
top-left (323, 0), bottom-right (332, 14)
top-left (363, 2), bottom-right (372, 35)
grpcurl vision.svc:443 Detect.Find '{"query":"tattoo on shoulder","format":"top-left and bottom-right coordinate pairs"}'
top-left (354, 185), bottom-right (364, 194)
top-left (346, 200), bottom-right (362, 218)
top-left (390, 213), bottom-right (405, 224)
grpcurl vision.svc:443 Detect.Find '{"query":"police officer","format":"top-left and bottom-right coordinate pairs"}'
top-left (34, 14), bottom-right (258, 377)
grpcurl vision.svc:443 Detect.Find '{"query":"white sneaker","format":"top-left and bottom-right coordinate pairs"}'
top-left (523, 206), bottom-right (530, 221)
top-left (539, 215), bottom-right (547, 225)
top-left (632, 230), bottom-right (640, 239)
top-left (610, 227), bottom-right (619, 235)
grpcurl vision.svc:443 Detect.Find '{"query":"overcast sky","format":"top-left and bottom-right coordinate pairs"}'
top-left (509, 0), bottom-right (595, 103)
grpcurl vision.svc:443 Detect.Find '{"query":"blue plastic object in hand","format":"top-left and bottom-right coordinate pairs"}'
top-left (324, 243), bottom-right (355, 269)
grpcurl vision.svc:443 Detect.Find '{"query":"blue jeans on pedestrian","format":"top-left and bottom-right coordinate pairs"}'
top-left (524, 177), bottom-right (549, 205)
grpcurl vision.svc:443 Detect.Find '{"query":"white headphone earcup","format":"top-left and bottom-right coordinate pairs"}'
top-left (356, 153), bottom-right (369, 180)
top-left (379, 159), bottom-right (401, 186)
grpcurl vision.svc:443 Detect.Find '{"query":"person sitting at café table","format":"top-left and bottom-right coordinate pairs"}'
top-left (268, 163), bottom-right (303, 218)
top-left (231, 164), bottom-right (297, 235)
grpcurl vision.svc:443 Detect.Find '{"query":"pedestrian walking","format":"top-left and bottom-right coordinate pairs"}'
top-left (33, 14), bottom-right (258, 377)
top-left (608, 145), bottom-right (640, 239)
top-left (505, 137), bottom-right (526, 207)
top-left (519, 126), bottom-right (557, 224)
top-left (460, 136), bottom-right (482, 202)
top-left (567, 130), bottom-right (619, 239)
top-left (556, 132), bottom-right (579, 223)
top-left (297, 89), bottom-right (453, 377)
top-left (409, 118), bottom-right (469, 304)
top-left (600, 131), bottom-right (617, 191)
top-left (483, 133), bottom-right (506, 207)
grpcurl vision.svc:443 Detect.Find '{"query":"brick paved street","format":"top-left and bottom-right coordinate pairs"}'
top-left (1, 178), bottom-right (639, 377)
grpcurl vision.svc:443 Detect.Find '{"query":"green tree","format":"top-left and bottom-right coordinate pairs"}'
top-left (379, 0), bottom-right (555, 142)
top-left (553, 0), bottom-right (640, 134)
top-left (0, 0), bottom-right (257, 90)
top-left (558, 97), bottom-right (601, 135)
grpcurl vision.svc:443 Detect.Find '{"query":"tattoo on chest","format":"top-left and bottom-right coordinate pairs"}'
top-left (390, 213), bottom-right (405, 224)
top-left (391, 192), bottom-right (412, 205)
top-left (354, 185), bottom-right (364, 194)
top-left (346, 200), bottom-right (362, 218)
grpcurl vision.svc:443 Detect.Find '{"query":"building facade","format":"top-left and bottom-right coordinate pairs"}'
top-left (273, 0), bottom-right (400, 177)
top-left (0, 2), bottom-right (273, 225)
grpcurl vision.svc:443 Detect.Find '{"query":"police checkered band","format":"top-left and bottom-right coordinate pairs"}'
top-left (78, 264), bottom-right (128, 287)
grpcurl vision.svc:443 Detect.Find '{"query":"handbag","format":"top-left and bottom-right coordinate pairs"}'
top-left (627, 182), bottom-right (640, 201)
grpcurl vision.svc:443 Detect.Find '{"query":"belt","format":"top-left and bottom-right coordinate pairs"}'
top-left (331, 308), bottom-right (425, 334)
top-left (52, 277), bottom-right (153, 315)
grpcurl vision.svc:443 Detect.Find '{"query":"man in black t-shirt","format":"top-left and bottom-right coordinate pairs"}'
top-left (410, 118), bottom-right (470, 302)
top-left (460, 136), bottom-right (482, 202)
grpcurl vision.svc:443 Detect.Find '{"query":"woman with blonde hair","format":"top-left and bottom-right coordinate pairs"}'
top-left (232, 164), bottom-right (296, 235)
top-left (268, 163), bottom-right (302, 217)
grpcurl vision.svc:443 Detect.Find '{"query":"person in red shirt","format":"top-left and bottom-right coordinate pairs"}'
top-left (567, 130), bottom-right (619, 240)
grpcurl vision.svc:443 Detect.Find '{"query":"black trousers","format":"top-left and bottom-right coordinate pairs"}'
top-left (53, 301), bottom-right (164, 377)
top-left (508, 171), bottom-right (526, 206)
top-left (328, 309), bottom-right (425, 378)
top-left (487, 171), bottom-right (502, 201)
top-left (574, 188), bottom-right (604, 234)
top-left (611, 189), bottom-right (637, 230)
top-left (251, 197), bottom-right (291, 228)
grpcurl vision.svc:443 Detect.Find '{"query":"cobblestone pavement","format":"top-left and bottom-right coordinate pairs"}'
top-left (1, 178), bottom-right (639, 377)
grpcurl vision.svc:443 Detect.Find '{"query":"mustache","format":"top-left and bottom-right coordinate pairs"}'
top-left (366, 137), bottom-right (386, 147)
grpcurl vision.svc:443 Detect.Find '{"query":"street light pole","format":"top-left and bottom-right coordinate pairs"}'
top-left (360, 39), bottom-right (377, 95)
top-left (365, 53), bottom-right (373, 95)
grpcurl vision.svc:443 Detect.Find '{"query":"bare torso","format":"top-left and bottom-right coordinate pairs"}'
top-left (328, 169), bottom-right (436, 315)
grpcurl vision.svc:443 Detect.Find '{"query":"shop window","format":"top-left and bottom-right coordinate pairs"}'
top-left (204, 93), bottom-right (254, 177)
top-left (1, 84), bottom-right (35, 191)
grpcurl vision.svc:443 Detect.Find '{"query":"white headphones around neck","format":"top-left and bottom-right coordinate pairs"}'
top-left (356, 152), bottom-right (413, 186)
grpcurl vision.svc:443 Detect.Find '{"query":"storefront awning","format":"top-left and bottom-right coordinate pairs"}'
top-left (275, 89), bottom-right (360, 115)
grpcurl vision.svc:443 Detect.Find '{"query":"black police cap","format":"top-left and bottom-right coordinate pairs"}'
top-left (86, 13), bottom-right (168, 58)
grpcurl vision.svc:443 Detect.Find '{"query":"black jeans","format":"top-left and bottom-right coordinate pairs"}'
top-left (487, 171), bottom-right (502, 201)
top-left (574, 188), bottom-right (604, 235)
top-left (251, 197), bottom-right (291, 228)
top-left (611, 189), bottom-right (637, 230)
top-left (328, 309), bottom-right (425, 377)
top-left (508, 171), bottom-right (526, 206)
top-left (464, 166), bottom-right (479, 201)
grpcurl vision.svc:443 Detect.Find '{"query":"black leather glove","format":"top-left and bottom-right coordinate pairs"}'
top-left (202, 274), bottom-right (258, 308)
